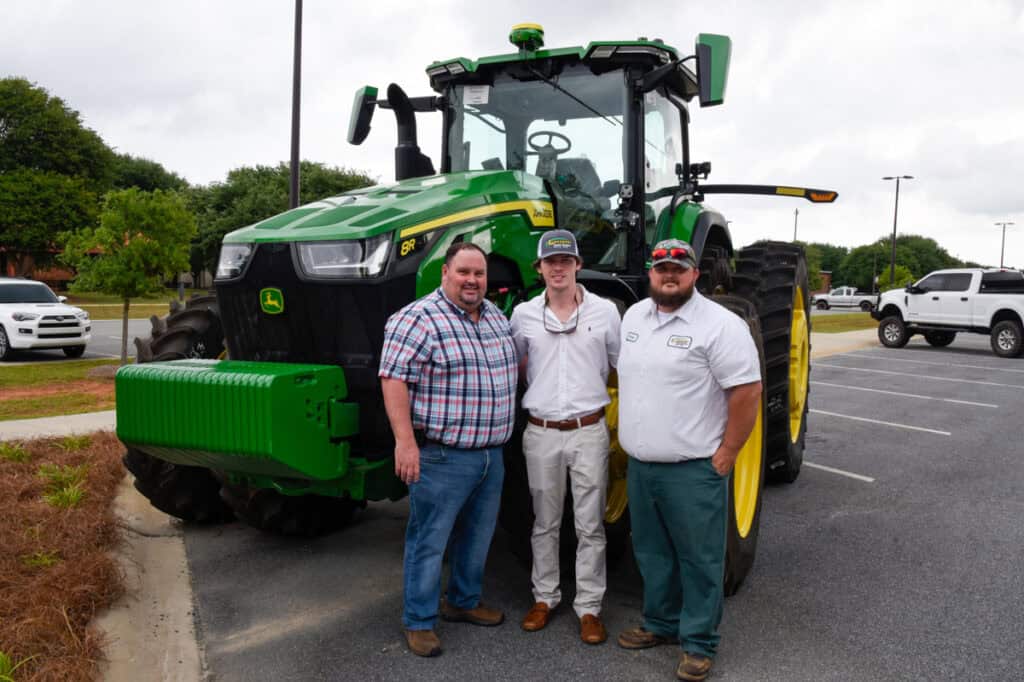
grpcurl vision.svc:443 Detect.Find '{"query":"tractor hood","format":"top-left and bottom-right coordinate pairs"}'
top-left (222, 170), bottom-right (553, 245)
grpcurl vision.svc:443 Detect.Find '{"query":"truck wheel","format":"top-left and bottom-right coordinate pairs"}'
top-left (219, 482), bottom-right (362, 536)
top-left (859, 300), bottom-right (874, 312)
top-left (816, 300), bottom-right (829, 310)
top-left (924, 331), bottom-right (956, 347)
top-left (63, 345), bottom-right (86, 358)
top-left (991, 320), bottom-right (1023, 358)
top-left (123, 447), bottom-right (234, 523)
top-left (712, 295), bottom-right (767, 596)
top-left (878, 316), bottom-right (910, 348)
top-left (732, 242), bottom-right (809, 484)
top-left (0, 326), bottom-right (11, 361)
top-left (122, 294), bottom-right (234, 524)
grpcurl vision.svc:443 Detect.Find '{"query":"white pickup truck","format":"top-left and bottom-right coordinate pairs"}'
top-left (812, 285), bottom-right (876, 311)
top-left (872, 268), bottom-right (1024, 357)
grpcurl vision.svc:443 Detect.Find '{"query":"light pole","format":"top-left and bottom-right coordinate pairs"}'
top-left (995, 221), bottom-right (1015, 268)
top-left (793, 208), bottom-right (799, 242)
top-left (289, 0), bottom-right (303, 209)
top-left (882, 175), bottom-right (913, 285)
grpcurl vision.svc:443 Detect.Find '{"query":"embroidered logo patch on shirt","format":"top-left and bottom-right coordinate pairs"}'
top-left (667, 335), bottom-right (693, 349)
top-left (626, 331), bottom-right (639, 343)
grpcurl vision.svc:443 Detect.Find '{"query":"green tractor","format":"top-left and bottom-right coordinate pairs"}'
top-left (117, 24), bottom-right (836, 594)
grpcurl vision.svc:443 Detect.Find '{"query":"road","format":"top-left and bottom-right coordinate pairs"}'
top-left (183, 333), bottom-right (1024, 681)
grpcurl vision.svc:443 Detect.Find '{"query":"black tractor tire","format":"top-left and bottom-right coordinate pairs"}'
top-left (122, 294), bottom-right (234, 524)
top-left (816, 300), bottom-right (829, 310)
top-left (859, 300), bottom-right (874, 312)
top-left (712, 295), bottom-right (768, 596)
top-left (924, 330), bottom-right (956, 348)
top-left (990, 320), bottom-right (1024, 358)
top-left (878, 316), bottom-right (910, 348)
top-left (732, 241), bottom-right (810, 484)
top-left (122, 447), bottom-right (234, 523)
top-left (219, 482), bottom-right (362, 536)
top-left (0, 326), bottom-right (11, 361)
top-left (697, 245), bottom-right (733, 296)
top-left (63, 345), bottom-right (86, 358)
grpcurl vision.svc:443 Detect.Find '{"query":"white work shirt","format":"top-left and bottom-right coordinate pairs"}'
top-left (617, 292), bottom-right (761, 462)
top-left (511, 285), bottom-right (621, 420)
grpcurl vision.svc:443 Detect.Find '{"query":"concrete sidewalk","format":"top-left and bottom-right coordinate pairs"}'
top-left (0, 327), bottom-right (879, 682)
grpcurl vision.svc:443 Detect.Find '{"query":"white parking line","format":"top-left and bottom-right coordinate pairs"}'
top-left (803, 461), bottom-right (875, 483)
top-left (815, 363), bottom-right (1024, 389)
top-left (810, 409), bottom-right (952, 435)
top-left (845, 351), bottom-right (1024, 374)
top-left (811, 380), bottom-right (998, 408)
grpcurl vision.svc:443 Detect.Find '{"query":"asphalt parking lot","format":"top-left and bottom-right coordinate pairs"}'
top-left (184, 333), bottom-right (1023, 681)
top-left (2, 318), bottom-right (148, 363)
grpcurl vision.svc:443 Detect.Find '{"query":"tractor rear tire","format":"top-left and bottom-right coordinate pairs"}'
top-left (219, 482), bottom-right (362, 536)
top-left (123, 447), bottom-right (234, 523)
top-left (697, 245), bottom-right (732, 296)
top-left (732, 242), bottom-right (810, 484)
top-left (712, 295), bottom-right (768, 596)
top-left (924, 330), bottom-right (956, 347)
top-left (122, 294), bottom-right (233, 524)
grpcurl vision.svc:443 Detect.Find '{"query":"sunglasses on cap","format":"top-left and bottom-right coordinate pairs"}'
top-left (651, 247), bottom-right (692, 260)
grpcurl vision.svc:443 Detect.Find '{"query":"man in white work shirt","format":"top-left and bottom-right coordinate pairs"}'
top-left (510, 229), bottom-right (621, 645)
top-left (615, 239), bottom-right (761, 682)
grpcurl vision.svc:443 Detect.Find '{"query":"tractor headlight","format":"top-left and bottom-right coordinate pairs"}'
top-left (296, 235), bottom-right (391, 279)
top-left (12, 312), bottom-right (40, 321)
top-left (216, 243), bottom-right (255, 280)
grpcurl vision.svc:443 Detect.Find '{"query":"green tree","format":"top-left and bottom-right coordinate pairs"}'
top-left (0, 77), bottom-right (115, 274)
top-left (879, 264), bottom-right (915, 292)
top-left (112, 153), bottom-right (188, 192)
top-left (798, 241), bottom-right (824, 291)
top-left (62, 189), bottom-right (196, 363)
top-left (190, 161), bottom-right (374, 275)
top-left (808, 242), bottom-right (849, 274)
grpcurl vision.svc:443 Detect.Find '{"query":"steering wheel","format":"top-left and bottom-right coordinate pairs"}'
top-left (527, 130), bottom-right (572, 155)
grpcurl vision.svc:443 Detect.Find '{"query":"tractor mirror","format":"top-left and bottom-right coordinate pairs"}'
top-left (696, 33), bottom-right (731, 107)
top-left (347, 85), bottom-right (378, 145)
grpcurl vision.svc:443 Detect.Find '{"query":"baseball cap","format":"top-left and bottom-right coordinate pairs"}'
top-left (650, 239), bottom-right (697, 269)
top-left (536, 229), bottom-right (581, 261)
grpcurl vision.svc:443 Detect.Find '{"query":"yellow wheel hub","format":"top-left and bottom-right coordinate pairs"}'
top-left (603, 388), bottom-right (628, 524)
top-left (733, 398), bottom-right (763, 538)
top-left (789, 286), bottom-right (809, 442)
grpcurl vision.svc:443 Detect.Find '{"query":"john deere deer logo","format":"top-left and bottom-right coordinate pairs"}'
top-left (260, 287), bottom-right (284, 315)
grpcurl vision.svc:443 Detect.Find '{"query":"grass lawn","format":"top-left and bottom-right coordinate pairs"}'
top-left (0, 433), bottom-right (124, 681)
top-left (65, 289), bottom-right (208, 320)
top-left (78, 303), bottom-right (172, 320)
top-left (0, 360), bottom-right (121, 421)
top-left (812, 312), bottom-right (879, 333)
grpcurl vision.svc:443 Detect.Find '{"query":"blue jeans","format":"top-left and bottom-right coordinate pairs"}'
top-left (403, 443), bottom-right (504, 630)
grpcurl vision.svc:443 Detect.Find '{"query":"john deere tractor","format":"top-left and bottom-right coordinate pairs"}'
top-left (117, 25), bottom-right (836, 594)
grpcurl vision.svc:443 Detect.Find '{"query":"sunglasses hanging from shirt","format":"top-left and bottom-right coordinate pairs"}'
top-left (542, 293), bottom-right (579, 334)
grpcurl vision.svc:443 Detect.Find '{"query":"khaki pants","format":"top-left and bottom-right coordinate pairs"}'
top-left (523, 419), bottom-right (609, 617)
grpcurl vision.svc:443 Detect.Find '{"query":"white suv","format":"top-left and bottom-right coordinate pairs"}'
top-left (0, 278), bottom-right (92, 360)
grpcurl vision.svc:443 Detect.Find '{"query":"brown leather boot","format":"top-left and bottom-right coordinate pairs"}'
top-left (521, 602), bottom-right (551, 631)
top-left (404, 629), bottom-right (441, 657)
top-left (580, 614), bottom-right (607, 644)
top-left (439, 601), bottom-right (504, 626)
top-left (616, 626), bottom-right (674, 649)
top-left (676, 652), bottom-right (713, 681)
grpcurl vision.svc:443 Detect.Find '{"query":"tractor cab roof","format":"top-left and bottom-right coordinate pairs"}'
top-left (426, 32), bottom-right (700, 102)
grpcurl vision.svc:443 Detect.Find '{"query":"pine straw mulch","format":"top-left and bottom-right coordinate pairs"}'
top-left (0, 432), bottom-right (125, 681)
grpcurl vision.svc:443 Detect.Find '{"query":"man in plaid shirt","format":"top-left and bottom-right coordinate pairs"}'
top-left (380, 241), bottom-right (518, 658)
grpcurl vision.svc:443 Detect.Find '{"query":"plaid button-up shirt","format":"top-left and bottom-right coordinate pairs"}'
top-left (379, 288), bottom-right (518, 449)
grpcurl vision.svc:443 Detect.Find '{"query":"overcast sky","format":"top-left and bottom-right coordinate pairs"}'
top-left (4, 1), bottom-right (1023, 268)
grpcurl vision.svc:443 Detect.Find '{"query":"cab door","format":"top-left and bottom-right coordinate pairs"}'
top-left (939, 273), bottom-right (975, 326)
top-left (906, 274), bottom-right (945, 323)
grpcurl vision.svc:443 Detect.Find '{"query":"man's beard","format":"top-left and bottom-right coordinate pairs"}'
top-left (650, 283), bottom-right (694, 309)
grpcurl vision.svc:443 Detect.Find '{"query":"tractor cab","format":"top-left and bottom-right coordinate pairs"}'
top-left (350, 24), bottom-right (732, 278)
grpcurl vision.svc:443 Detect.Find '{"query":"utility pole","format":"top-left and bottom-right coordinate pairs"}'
top-left (995, 221), bottom-right (1015, 268)
top-left (882, 175), bottom-right (913, 285)
top-left (289, 0), bottom-right (303, 209)
top-left (793, 208), bottom-right (799, 242)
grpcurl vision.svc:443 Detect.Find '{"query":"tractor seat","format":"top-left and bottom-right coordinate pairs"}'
top-left (555, 157), bottom-right (602, 196)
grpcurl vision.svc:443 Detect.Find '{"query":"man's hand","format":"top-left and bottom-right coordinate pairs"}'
top-left (395, 438), bottom-right (421, 484)
top-left (710, 444), bottom-right (739, 477)
top-left (712, 380), bottom-right (762, 477)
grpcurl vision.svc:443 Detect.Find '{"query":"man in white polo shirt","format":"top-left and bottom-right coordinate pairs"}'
top-left (615, 239), bottom-right (761, 682)
top-left (510, 229), bottom-right (621, 645)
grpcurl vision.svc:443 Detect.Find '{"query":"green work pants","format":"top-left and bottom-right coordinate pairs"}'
top-left (627, 457), bottom-right (726, 658)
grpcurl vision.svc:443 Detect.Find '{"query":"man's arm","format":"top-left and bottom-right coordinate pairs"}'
top-left (381, 377), bottom-right (421, 484)
top-left (710, 381), bottom-right (762, 476)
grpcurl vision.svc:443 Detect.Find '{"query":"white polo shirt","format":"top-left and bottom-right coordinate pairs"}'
top-left (617, 292), bottom-right (761, 462)
top-left (511, 285), bottom-right (621, 421)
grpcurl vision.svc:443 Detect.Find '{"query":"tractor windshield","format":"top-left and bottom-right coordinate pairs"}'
top-left (446, 64), bottom-right (626, 267)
